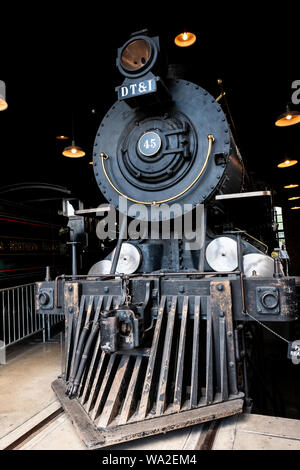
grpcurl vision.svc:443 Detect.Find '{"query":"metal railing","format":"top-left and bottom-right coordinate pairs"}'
top-left (0, 283), bottom-right (64, 364)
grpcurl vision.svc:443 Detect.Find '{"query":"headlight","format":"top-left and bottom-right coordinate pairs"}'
top-left (120, 39), bottom-right (152, 72)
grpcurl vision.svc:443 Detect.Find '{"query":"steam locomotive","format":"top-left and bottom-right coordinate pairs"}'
top-left (36, 30), bottom-right (298, 448)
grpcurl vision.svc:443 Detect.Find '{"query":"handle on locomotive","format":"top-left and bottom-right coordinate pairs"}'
top-left (99, 134), bottom-right (215, 206)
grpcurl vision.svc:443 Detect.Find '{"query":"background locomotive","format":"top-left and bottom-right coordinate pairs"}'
top-left (0, 185), bottom-right (69, 288)
top-left (36, 30), bottom-right (298, 448)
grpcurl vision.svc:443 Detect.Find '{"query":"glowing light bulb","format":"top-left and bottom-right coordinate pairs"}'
top-left (277, 159), bottom-right (298, 168)
top-left (62, 140), bottom-right (85, 158)
top-left (275, 109), bottom-right (300, 127)
top-left (0, 97), bottom-right (8, 111)
top-left (56, 135), bottom-right (69, 140)
top-left (174, 32), bottom-right (196, 47)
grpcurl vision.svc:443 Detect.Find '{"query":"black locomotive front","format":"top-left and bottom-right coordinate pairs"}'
top-left (36, 31), bottom-right (298, 449)
top-left (95, 32), bottom-right (243, 217)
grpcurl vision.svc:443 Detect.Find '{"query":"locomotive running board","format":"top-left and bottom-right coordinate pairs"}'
top-left (51, 280), bottom-right (245, 449)
top-left (52, 377), bottom-right (243, 449)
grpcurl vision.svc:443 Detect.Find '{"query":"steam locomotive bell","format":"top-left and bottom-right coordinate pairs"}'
top-left (36, 30), bottom-right (298, 449)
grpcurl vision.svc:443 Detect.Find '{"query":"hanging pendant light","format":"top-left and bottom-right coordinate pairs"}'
top-left (275, 105), bottom-right (300, 127)
top-left (62, 112), bottom-right (85, 158)
top-left (277, 159), bottom-right (298, 168)
top-left (0, 80), bottom-right (8, 111)
top-left (62, 140), bottom-right (85, 158)
top-left (56, 135), bottom-right (69, 140)
top-left (288, 196), bottom-right (300, 201)
top-left (284, 184), bottom-right (299, 189)
top-left (174, 32), bottom-right (196, 47)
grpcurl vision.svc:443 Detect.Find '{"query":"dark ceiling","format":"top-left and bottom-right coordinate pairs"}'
top-left (0, 12), bottom-right (299, 216)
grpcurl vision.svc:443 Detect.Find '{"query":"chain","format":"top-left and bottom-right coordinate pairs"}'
top-left (124, 278), bottom-right (132, 306)
top-left (244, 310), bottom-right (289, 344)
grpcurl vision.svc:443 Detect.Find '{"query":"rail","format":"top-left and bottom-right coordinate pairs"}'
top-left (0, 283), bottom-right (64, 364)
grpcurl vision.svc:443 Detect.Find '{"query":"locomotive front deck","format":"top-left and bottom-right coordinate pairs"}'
top-left (36, 271), bottom-right (297, 448)
top-left (2, 336), bottom-right (300, 450)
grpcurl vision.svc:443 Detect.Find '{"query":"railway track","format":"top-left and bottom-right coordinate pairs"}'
top-left (1, 402), bottom-right (64, 450)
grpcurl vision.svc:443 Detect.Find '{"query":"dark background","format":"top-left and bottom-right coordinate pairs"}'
top-left (1, 8), bottom-right (299, 270)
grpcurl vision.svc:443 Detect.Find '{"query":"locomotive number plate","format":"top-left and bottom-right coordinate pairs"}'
top-left (118, 78), bottom-right (157, 100)
top-left (138, 131), bottom-right (161, 156)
